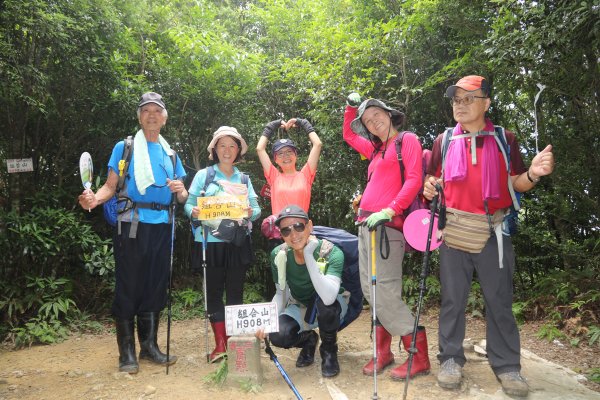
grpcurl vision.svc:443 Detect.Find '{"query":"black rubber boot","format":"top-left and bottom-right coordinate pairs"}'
top-left (319, 330), bottom-right (340, 378)
top-left (137, 312), bottom-right (177, 365)
top-left (115, 318), bottom-right (139, 374)
top-left (295, 330), bottom-right (319, 368)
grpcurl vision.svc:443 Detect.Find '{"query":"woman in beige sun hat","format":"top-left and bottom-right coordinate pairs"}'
top-left (184, 126), bottom-right (261, 362)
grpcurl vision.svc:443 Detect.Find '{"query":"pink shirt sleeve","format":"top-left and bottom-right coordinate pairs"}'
top-left (343, 106), bottom-right (376, 158)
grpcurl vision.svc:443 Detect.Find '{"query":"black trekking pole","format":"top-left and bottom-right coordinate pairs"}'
top-left (402, 184), bottom-right (443, 400)
top-left (166, 190), bottom-right (177, 375)
top-left (264, 338), bottom-right (303, 400)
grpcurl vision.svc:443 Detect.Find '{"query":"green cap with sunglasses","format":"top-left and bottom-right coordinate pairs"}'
top-left (275, 204), bottom-right (309, 227)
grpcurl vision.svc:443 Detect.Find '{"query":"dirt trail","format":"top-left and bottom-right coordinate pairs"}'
top-left (1, 311), bottom-right (599, 400)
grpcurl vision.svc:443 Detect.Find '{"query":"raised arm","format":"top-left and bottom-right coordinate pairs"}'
top-left (289, 118), bottom-right (322, 173)
top-left (257, 120), bottom-right (284, 174)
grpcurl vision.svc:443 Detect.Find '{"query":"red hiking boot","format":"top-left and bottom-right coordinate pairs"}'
top-left (209, 321), bottom-right (229, 362)
top-left (362, 324), bottom-right (395, 375)
top-left (390, 326), bottom-right (431, 380)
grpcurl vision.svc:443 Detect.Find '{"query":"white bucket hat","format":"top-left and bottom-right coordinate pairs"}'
top-left (207, 126), bottom-right (248, 160)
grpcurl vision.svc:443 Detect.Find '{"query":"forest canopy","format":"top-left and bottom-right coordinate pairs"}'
top-left (0, 0), bottom-right (598, 352)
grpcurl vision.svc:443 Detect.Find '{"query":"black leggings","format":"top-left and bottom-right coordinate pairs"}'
top-left (202, 238), bottom-right (253, 322)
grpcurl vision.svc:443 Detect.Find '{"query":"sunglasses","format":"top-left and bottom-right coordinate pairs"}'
top-left (280, 222), bottom-right (307, 237)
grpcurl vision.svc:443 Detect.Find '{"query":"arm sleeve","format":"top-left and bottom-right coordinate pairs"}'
top-left (272, 284), bottom-right (286, 315)
top-left (184, 169), bottom-right (206, 219)
top-left (246, 177), bottom-right (262, 222)
top-left (303, 241), bottom-right (341, 306)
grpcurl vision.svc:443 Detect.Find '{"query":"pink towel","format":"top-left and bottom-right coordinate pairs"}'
top-left (444, 119), bottom-right (500, 201)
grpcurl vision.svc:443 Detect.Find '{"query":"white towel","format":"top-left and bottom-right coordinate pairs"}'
top-left (133, 129), bottom-right (174, 195)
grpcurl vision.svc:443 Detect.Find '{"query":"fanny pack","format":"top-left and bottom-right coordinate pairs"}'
top-left (442, 207), bottom-right (506, 253)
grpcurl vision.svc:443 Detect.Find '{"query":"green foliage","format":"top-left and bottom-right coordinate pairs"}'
top-left (402, 274), bottom-right (441, 310)
top-left (11, 316), bottom-right (70, 348)
top-left (4, 275), bottom-right (80, 348)
top-left (512, 301), bottom-right (527, 325)
top-left (588, 325), bottom-right (600, 349)
top-left (203, 358), bottom-right (228, 386)
top-left (243, 282), bottom-right (268, 304)
top-left (83, 241), bottom-right (115, 278)
top-left (536, 323), bottom-right (566, 342)
top-left (588, 368), bottom-right (600, 384)
top-left (239, 379), bottom-right (262, 394)
top-left (466, 282), bottom-right (484, 319)
top-left (169, 288), bottom-right (205, 321)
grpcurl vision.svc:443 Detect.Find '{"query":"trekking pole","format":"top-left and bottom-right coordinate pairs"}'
top-left (264, 338), bottom-right (303, 400)
top-left (369, 225), bottom-right (379, 400)
top-left (402, 184), bottom-right (442, 400)
top-left (201, 227), bottom-right (210, 363)
top-left (166, 190), bottom-right (177, 375)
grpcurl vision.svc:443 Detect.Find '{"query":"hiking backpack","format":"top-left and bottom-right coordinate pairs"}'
top-left (393, 132), bottom-right (431, 251)
top-left (441, 126), bottom-right (521, 235)
top-left (190, 165), bottom-right (250, 236)
top-left (311, 226), bottom-right (362, 330)
top-left (102, 136), bottom-right (177, 229)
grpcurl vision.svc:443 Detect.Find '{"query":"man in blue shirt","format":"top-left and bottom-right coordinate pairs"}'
top-left (78, 92), bottom-right (188, 374)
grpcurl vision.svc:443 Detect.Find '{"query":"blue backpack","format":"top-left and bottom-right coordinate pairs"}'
top-left (311, 226), bottom-right (362, 330)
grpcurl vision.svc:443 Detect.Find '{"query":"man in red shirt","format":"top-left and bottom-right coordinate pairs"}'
top-left (424, 75), bottom-right (554, 397)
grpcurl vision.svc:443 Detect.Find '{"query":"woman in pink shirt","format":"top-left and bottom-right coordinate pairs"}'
top-left (256, 118), bottom-right (322, 245)
top-left (343, 94), bottom-right (430, 381)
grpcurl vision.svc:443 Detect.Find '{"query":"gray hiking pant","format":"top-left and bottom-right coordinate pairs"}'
top-left (358, 225), bottom-right (414, 336)
top-left (437, 234), bottom-right (521, 375)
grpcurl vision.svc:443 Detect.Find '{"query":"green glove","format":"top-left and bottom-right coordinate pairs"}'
top-left (365, 210), bottom-right (391, 230)
top-left (346, 92), bottom-right (362, 107)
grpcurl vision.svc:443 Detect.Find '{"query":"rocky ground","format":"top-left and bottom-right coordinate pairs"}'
top-left (1, 310), bottom-right (599, 400)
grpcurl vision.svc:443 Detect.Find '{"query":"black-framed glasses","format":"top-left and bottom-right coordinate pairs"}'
top-left (150, 163), bottom-right (172, 188)
top-left (450, 95), bottom-right (488, 106)
top-left (280, 222), bottom-right (307, 237)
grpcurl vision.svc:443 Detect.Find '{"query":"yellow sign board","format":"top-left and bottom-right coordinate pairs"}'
top-left (197, 195), bottom-right (247, 220)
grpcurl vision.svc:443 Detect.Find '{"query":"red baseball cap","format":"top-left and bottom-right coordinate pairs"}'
top-left (445, 75), bottom-right (490, 97)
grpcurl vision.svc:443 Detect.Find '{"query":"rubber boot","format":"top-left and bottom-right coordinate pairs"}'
top-left (210, 321), bottom-right (229, 362)
top-left (295, 330), bottom-right (319, 367)
top-left (362, 324), bottom-right (395, 375)
top-left (319, 330), bottom-right (340, 378)
top-left (137, 312), bottom-right (177, 365)
top-left (390, 326), bottom-right (431, 380)
top-left (116, 318), bottom-right (139, 374)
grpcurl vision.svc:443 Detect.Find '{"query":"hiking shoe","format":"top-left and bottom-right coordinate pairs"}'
top-left (437, 358), bottom-right (463, 389)
top-left (497, 371), bottom-right (529, 397)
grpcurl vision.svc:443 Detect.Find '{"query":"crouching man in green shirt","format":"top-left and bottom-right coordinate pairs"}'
top-left (256, 204), bottom-right (347, 377)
